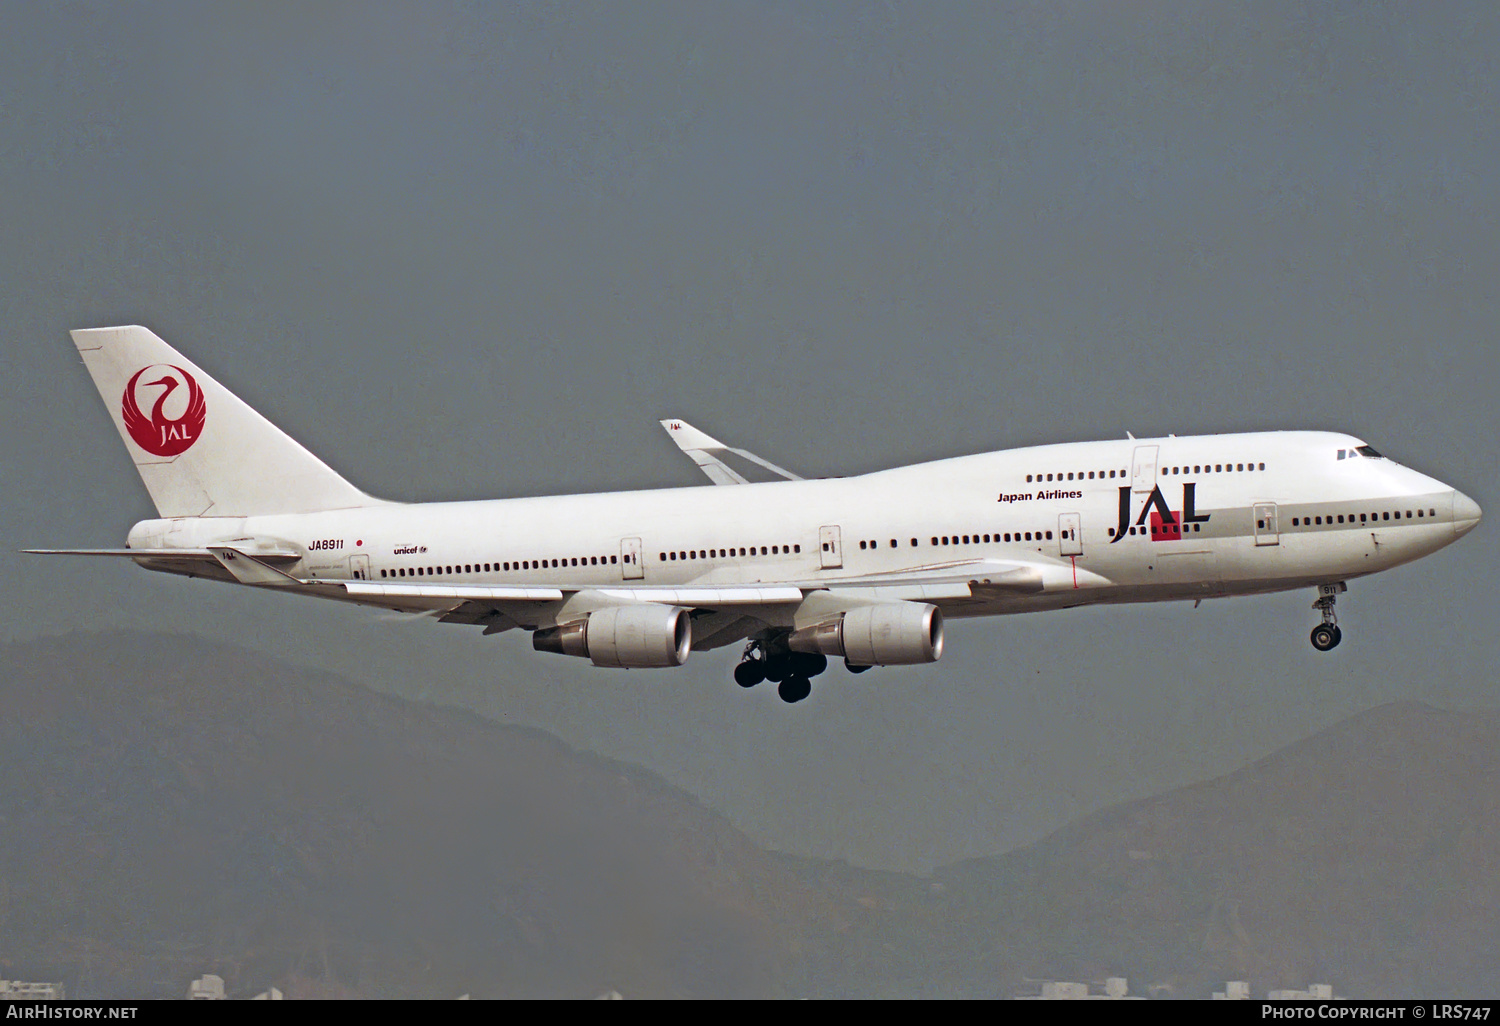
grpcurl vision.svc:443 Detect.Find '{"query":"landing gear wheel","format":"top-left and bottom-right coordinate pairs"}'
top-left (763, 657), bottom-right (789, 684)
top-left (734, 660), bottom-right (766, 688)
top-left (1310, 623), bottom-right (1342, 652)
top-left (1310, 582), bottom-right (1347, 652)
top-left (778, 675), bottom-right (812, 704)
top-left (791, 652), bottom-right (828, 678)
top-left (844, 660), bottom-right (872, 674)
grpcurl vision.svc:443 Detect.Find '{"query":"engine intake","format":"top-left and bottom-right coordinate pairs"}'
top-left (787, 602), bottom-right (944, 666)
top-left (533, 605), bottom-right (692, 668)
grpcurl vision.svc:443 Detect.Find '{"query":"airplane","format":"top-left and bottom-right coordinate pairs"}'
top-left (30, 325), bottom-right (1482, 704)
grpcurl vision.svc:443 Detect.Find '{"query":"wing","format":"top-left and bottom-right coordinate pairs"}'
top-left (659, 419), bottom-right (804, 485)
top-left (31, 545), bottom-right (1105, 652)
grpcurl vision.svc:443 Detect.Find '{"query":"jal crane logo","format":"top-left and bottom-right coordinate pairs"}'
top-left (122, 365), bottom-right (206, 457)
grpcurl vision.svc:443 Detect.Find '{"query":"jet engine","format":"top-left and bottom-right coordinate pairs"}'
top-left (786, 602), bottom-right (944, 665)
top-left (532, 604), bottom-right (692, 668)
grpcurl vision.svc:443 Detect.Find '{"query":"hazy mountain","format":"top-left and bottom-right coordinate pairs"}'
top-left (828, 700), bottom-right (1500, 998)
top-left (0, 632), bottom-right (838, 998)
top-left (3, 631), bottom-right (1494, 998)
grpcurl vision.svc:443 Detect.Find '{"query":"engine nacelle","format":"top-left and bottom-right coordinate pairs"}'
top-left (787, 602), bottom-right (944, 666)
top-left (532, 605), bottom-right (692, 668)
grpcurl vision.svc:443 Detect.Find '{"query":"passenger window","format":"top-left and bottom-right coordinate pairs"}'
top-left (1383, 512), bottom-right (1390, 520)
top-left (983, 534), bottom-right (991, 543)
top-left (1026, 475), bottom-right (1033, 482)
top-left (1045, 531), bottom-right (1053, 540)
top-left (1292, 518), bottom-right (1299, 526)
top-left (1406, 511), bottom-right (1413, 519)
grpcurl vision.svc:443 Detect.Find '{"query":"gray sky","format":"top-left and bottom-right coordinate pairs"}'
top-left (2, 1), bottom-right (1496, 872)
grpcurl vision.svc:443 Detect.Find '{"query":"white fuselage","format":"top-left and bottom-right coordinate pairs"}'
top-left (129, 430), bottom-right (1479, 621)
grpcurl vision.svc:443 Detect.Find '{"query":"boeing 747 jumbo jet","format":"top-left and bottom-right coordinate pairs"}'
top-left (32, 326), bottom-right (1482, 704)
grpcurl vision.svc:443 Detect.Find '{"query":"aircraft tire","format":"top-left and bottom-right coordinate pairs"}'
top-left (763, 657), bottom-right (790, 683)
top-left (778, 675), bottom-right (812, 704)
top-left (792, 652), bottom-right (828, 678)
top-left (734, 661), bottom-right (766, 688)
top-left (1310, 624), bottom-right (1341, 651)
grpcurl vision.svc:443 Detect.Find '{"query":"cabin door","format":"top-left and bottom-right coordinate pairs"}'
top-left (1253, 503), bottom-right (1280, 546)
top-left (818, 526), bottom-right (843, 569)
top-left (1058, 513), bottom-right (1082, 556)
top-left (621, 537), bottom-right (645, 579)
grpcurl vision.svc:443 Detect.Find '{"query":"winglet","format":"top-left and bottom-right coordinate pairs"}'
top-left (659, 419), bottom-right (803, 486)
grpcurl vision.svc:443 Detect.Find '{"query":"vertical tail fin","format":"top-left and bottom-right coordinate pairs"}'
top-left (71, 325), bottom-right (384, 517)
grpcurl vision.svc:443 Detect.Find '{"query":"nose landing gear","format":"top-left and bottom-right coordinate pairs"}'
top-left (1310, 582), bottom-right (1346, 651)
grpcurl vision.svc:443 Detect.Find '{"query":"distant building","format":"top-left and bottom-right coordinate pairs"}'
top-left (0, 981), bottom-right (66, 1000)
top-left (1017, 977), bottom-right (1139, 999)
top-left (187, 974), bottom-right (226, 1000)
top-left (252, 987), bottom-right (283, 1000)
top-left (1213, 981), bottom-right (1252, 1000)
top-left (1269, 984), bottom-right (1337, 1000)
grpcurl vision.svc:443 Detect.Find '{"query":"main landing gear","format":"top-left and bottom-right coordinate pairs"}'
top-left (1310, 582), bottom-right (1347, 652)
top-left (734, 641), bottom-right (851, 703)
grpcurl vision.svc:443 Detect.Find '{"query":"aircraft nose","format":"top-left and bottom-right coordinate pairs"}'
top-left (1453, 490), bottom-right (1482, 537)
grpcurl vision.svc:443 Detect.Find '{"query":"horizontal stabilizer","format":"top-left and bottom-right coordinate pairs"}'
top-left (24, 547), bottom-right (300, 562)
top-left (206, 546), bottom-right (304, 586)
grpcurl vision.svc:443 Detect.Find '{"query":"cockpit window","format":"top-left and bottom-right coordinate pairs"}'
top-left (1355, 445), bottom-right (1383, 459)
